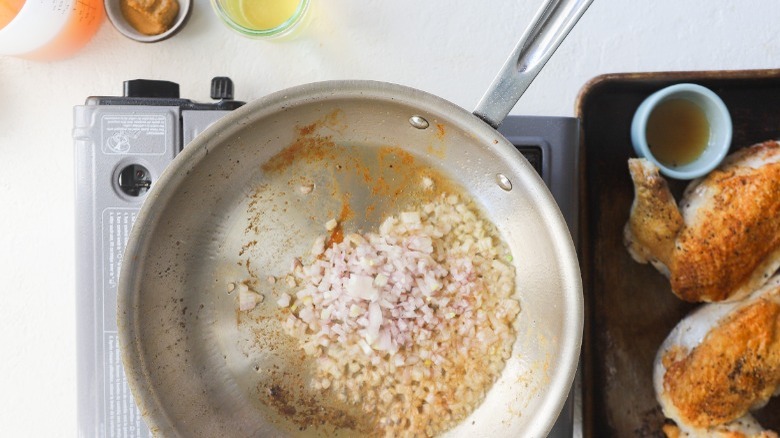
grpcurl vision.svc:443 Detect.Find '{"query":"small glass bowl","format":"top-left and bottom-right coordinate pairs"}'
top-left (210, 0), bottom-right (310, 39)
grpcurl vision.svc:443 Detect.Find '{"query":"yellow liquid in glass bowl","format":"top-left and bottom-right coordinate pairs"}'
top-left (224, 0), bottom-right (301, 30)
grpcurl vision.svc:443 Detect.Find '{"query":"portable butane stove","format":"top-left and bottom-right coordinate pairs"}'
top-left (74, 78), bottom-right (579, 438)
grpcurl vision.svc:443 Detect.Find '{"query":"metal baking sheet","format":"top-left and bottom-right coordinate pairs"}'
top-left (576, 69), bottom-right (780, 437)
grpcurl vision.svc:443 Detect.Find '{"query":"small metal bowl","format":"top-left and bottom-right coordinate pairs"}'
top-left (105, 0), bottom-right (192, 43)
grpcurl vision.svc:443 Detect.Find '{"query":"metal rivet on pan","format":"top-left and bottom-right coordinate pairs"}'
top-left (409, 115), bottom-right (430, 129)
top-left (496, 173), bottom-right (512, 191)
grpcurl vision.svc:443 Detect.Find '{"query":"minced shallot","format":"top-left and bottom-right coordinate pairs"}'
top-left (278, 193), bottom-right (519, 437)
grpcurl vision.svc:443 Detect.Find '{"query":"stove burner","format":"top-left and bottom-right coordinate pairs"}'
top-left (516, 145), bottom-right (544, 175)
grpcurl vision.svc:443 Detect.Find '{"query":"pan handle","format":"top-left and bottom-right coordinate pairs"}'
top-left (473, 0), bottom-right (593, 128)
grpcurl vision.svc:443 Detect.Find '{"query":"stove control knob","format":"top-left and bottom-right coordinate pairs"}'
top-left (211, 77), bottom-right (235, 100)
top-left (123, 79), bottom-right (180, 98)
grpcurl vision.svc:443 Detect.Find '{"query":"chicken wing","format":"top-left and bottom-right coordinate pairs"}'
top-left (625, 140), bottom-right (780, 302)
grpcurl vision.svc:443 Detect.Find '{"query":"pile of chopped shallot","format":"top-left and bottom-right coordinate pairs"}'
top-left (278, 193), bottom-right (519, 437)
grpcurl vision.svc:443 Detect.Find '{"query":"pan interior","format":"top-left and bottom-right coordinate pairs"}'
top-left (120, 83), bottom-right (581, 438)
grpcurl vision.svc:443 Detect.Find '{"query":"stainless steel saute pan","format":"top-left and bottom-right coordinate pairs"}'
top-left (119, 0), bottom-right (592, 436)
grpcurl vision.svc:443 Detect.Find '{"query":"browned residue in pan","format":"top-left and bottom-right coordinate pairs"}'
top-left (258, 111), bottom-right (459, 231)
top-left (261, 134), bottom-right (340, 173)
top-left (422, 123), bottom-right (447, 158)
top-left (239, 309), bottom-right (379, 436)
top-left (238, 240), bottom-right (257, 256)
top-left (435, 122), bottom-right (446, 139)
top-left (245, 184), bottom-right (269, 235)
top-left (261, 110), bottom-right (348, 174)
top-left (235, 109), bottom-right (475, 435)
top-left (325, 195), bottom-right (353, 247)
top-left (256, 381), bottom-right (373, 435)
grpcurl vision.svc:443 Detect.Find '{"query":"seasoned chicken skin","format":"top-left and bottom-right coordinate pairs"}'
top-left (654, 275), bottom-right (780, 437)
top-left (625, 141), bottom-right (780, 302)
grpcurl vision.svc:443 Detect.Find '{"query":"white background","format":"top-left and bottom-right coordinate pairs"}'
top-left (1, 0), bottom-right (779, 436)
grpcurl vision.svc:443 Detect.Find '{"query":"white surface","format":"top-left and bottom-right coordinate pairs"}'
top-left (1, 0), bottom-right (779, 436)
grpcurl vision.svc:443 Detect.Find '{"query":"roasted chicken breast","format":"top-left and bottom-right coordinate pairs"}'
top-left (625, 140), bottom-right (780, 302)
top-left (654, 275), bottom-right (780, 437)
